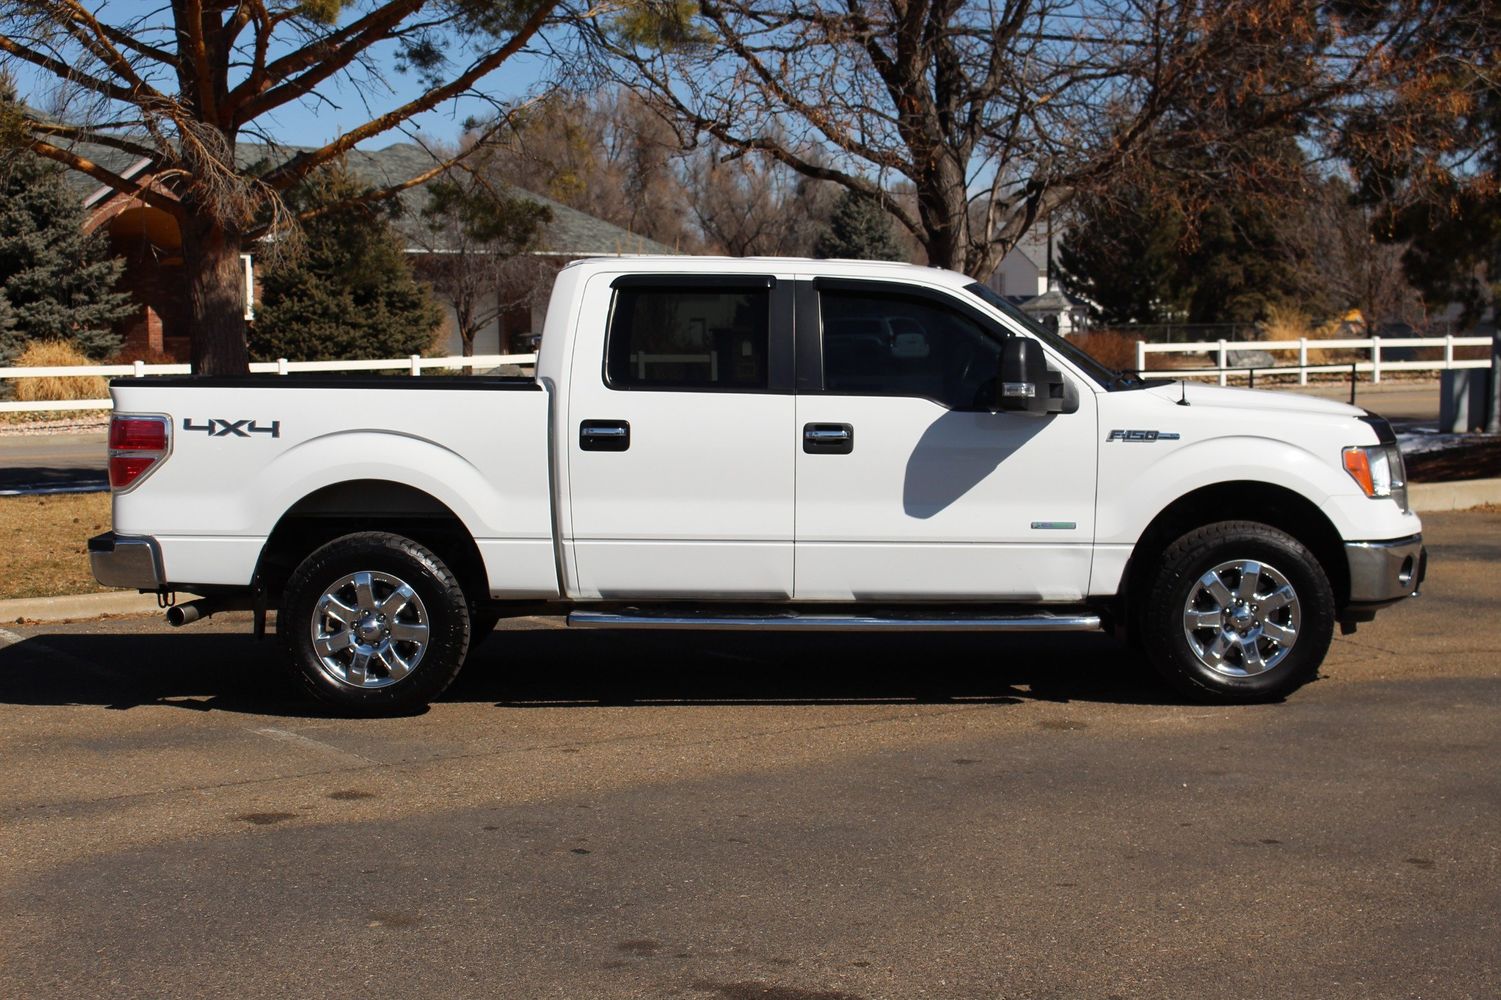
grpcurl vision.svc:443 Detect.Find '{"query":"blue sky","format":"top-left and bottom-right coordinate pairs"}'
top-left (5, 9), bottom-right (558, 152)
top-left (236, 55), bottom-right (555, 150)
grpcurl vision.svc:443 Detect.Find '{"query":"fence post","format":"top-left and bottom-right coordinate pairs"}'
top-left (1372, 336), bottom-right (1382, 384)
top-left (277, 357), bottom-right (288, 376)
top-left (133, 360), bottom-right (145, 378)
top-left (1298, 338), bottom-right (1308, 386)
top-left (1444, 334), bottom-right (1454, 368)
top-left (1489, 330), bottom-right (1500, 434)
top-left (1217, 339), bottom-right (1228, 387)
top-left (409, 354), bottom-right (422, 376)
top-left (1135, 339), bottom-right (1145, 375)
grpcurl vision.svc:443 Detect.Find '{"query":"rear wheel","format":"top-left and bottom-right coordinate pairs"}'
top-left (1139, 520), bottom-right (1334, 702)
top-left (281, 531), bottom-right (471, 715)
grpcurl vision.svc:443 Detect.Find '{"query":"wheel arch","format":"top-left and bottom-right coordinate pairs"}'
top-left (1118, 481), bottom-right (1350, 627)
top-left (254, 479), bottom-right (488, 604)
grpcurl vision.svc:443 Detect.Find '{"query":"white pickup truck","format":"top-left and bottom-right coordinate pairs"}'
top-left (90, 256), bottom-right (1424, 713)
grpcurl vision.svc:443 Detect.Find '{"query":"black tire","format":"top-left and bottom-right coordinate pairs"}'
top-left (1138, 520), bottom-right (1334, 703)
top-left (281, 531), bottom-right (471, 715)
top-left (468, 606), bottom-right (503, 648)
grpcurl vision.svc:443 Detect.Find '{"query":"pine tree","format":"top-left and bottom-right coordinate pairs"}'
top-left (0, 290), bottom-right (17, 363)
top-left (250, 166), bottom-right (443, 362)
top-left (815, 190), bottom-right (905, 262)
top-left (0, 154), bottom-right (131, 363)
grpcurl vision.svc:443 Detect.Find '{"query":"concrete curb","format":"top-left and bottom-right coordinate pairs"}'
top-left (0, 591), bottom-right (163, 624)
top-left (1409, 478), bottom-right (1501, 512)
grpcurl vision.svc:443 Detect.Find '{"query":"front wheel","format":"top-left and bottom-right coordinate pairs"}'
top-left (281, 532), bottom-right (471, 715)
top-left (1138, 521), bottom-right (1334, 702)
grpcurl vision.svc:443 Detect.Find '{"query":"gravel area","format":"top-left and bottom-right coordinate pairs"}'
top-left (0, 416), bottom-right (110, 437)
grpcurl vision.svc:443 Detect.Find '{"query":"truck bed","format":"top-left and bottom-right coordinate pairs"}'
top-left (107, 374), bottom-right (558, 598)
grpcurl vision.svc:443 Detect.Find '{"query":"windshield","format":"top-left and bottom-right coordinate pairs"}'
top-left (963, 282), bottom-right (1132, 390)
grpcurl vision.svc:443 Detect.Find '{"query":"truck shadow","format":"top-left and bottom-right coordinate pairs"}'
top-left (0, 625), bottom-right (1180, 716)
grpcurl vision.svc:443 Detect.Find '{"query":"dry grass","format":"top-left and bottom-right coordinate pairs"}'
top-left (1071, 330), bottom-right (1141, 371)
top-left (1261, 304), bottom-right (1314, 342)
top-left (0, 492), bottom-right (117, 602)
top-left (2, 340), bottom-right (112, 425)
top-left (10, 340), bottom-right (109, 403)
top-left (1260, 305), bottom-right (1368, 366)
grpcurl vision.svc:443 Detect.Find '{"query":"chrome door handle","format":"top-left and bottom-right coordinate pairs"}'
top-left (803, 423), bottom-right (853, 454)
top-left (580, 420), bottom-right (630, 451)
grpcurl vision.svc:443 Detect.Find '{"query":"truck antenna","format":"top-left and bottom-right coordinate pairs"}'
top-left (1177, 379), bottom-right (1190, 406)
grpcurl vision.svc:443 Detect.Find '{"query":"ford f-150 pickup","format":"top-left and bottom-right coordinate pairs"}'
top-left (89, 256), bottom-right (1425, 713)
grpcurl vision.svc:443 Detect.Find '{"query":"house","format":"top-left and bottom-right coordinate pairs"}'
top-left (985, 230), bottom-right (1051, 300)
top-left (72, 142), bottom-right (676, 360)
top-left (1016, 286), bottom-right (1090, 336)
top-left (983, 229), bottom-right (1090, 335)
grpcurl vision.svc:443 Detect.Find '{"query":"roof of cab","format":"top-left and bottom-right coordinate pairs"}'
top-left (559, 254), bottom-right (973, 291)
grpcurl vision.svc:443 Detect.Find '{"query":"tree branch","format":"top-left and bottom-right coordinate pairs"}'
top-left (26, 120), bottom-right (159, 162)
top-left (178, 0), bottom-right (219, 120)
top-left (259, 1), bottom-right (559, 191)
top-left (0, 34), bottom-right (140, 104)
top-left (25, 138), bottom-right (184, 219)
top-left (227, 0), bottom-right (425, 120)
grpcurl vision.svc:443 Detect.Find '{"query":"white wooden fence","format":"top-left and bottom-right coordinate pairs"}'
top-left (1137, 335), bottom-right (1493, 387)
top-left (0, 353), bottom-right (538, 414)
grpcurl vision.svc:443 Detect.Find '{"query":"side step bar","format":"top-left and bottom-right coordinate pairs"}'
top-left (566, 610), bottom-right (1102, 632)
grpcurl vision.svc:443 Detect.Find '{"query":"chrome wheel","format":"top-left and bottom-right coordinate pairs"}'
top-left (310, 570), bottom-right (430, 689)
top-left (1182, 559), bottom-right (1301, 677)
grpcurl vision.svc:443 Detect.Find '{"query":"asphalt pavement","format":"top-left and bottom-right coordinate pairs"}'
top-left (0, 431), bottom-right (107, 493)
top-left (0, 508), bottom-right (1496, 999)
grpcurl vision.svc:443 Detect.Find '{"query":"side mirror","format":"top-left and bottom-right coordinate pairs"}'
top-left (997, 337), bottom-right (1078, 415)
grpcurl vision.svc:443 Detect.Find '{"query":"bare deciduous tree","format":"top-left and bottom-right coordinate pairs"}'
top-left (685, 140), bottom-right (837, 256)
top-left (413, 157), bottom-right (552, 356)
top-left (485, 88), bottom-right (698, 250)
top-left (587, 0), bottom-right (1428, 279)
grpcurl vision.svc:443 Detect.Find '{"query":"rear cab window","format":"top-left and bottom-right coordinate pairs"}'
top-left (606, 285), bottom-right (771, 390)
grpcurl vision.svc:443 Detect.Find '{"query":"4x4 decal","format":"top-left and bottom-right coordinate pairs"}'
top-left (183, 418), bottom-right (280, 438)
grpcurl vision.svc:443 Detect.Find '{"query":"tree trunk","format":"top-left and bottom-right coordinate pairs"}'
top-left (913, 152), bottom-right (973, 276)
top-left (182, 217), bottom-right (250, 375)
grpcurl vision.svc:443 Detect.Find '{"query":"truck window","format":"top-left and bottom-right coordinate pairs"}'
top-left (607, 287), bottom-right (770, 389)
top-left (819, 289), bottom-right (1001, 410)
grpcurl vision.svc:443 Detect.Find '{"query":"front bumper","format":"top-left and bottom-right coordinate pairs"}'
top-left (1345, 534), bottom-right (1425, 610)
top-left (88, 532), bottom-right (164, 591)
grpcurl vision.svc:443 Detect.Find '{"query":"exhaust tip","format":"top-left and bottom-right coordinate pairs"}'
top-left (165, 601), bottom-right (208, 627)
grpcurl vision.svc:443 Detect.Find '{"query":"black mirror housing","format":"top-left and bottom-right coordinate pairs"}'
top-left (997, 337), bottom-right (1077, 414)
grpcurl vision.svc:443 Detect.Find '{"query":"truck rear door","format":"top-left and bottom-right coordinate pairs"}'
top-left (564, 274), bottom-right (796, 599)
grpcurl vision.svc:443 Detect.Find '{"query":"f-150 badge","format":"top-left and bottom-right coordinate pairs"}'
top-left (183, 418), bottom-right (280, 438)
top-left (1106, 429), bottom-right (1180, 442)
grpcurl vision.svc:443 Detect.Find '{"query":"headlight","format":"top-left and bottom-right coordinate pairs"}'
top-left (1343, 443), bottom-right (1408, 511)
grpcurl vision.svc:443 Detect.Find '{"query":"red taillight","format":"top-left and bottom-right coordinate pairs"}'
top-left (109, 417), bottom-right (167, 452)
top-left (108, 415), bottom-right (170, 491)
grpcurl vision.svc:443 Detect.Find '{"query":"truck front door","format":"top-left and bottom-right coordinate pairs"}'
top-left (793, 279), bottom-right (1098, 601)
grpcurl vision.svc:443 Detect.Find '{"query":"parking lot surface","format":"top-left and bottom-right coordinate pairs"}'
top-left (1, 509), bottom-right (1497, 999)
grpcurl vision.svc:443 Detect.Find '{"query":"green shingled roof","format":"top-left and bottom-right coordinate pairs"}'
top-left (67, 137), bottom-right (678, 257)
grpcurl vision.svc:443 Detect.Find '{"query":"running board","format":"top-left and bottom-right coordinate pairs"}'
top-left (565, 610), bottom-right (1102, 632)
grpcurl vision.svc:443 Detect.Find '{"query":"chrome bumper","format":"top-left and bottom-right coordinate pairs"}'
top-left (88, 532), bottom-right (163, 590)
top-left (1345, 534), bottom-right (1425, 608)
